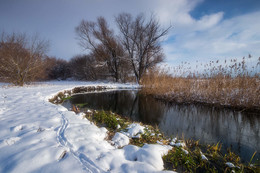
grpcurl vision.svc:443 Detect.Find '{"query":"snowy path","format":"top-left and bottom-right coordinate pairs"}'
top-left (0, 81), bottom-right (173, 173)
top-left (56, 109), bottom-right (103, 173)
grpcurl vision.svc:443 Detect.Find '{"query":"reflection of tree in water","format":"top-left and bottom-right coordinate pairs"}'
top-left (70, 90), bottom-right (140, 120)
top-left (67, 90), bottom-right (260, 162)
top-left (159, 103), bottom-right (260, 162)
top-left (138, 94), bottom-right (166, 125)
top-left (70, 90), bottom-right (165, 124)
top-left (113, 90), bottom-right (139, 120)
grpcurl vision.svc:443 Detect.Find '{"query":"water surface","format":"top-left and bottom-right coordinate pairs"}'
top-left (64, 89), bottom-right (260, 162)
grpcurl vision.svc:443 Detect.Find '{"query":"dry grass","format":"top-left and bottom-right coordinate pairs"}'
top-left (141, 56), bottom-right (260, 110)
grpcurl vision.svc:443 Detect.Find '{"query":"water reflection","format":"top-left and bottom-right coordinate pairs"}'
top-left (159, 104), bottom-right (260, 161)
top-left (64, 90), bottom-right (260, 162)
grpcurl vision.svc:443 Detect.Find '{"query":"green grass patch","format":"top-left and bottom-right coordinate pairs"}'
top-left (163, 141), bottom-right (260, 173)
top-left (88, 110), bottom-right (130, 131)
top-left (130, 126), bottom-right (165, 147)
top-left (49, 91), bottom-right (72, 104)
top-left (76, 103), bottom-right (88, 108)
top-left (78, 109), bottom-right (260, 173)
top-left (93, 110), bottom-right (119, 130)
top-left (62, 96), bottom-right (72, 101)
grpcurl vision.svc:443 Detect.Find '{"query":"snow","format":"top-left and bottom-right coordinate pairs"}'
top-left (226, 162), bottom-right (235, 168)
top-left (157, 140), bottom-right (164, 145)
top-left (4, 137), bottom-right (21, 146)
top-left (172, 142), bottom-right (186, 147)
top-left (169, 138), bottom-right (177, 146)
top-left (181, 148), bottom-right (189, 155)
top-left (124, 123), bottom-right (145, 138)
top-left (0, 81), bottom-right (174, 173)
top-left (111, 132), bottom-right (129, 148)
top-left (169, 138), bottom-right (186, 148)
top-left (122, 144), bottom-right (172, 171)
top-left (200, 151), bottom-right (208, 161)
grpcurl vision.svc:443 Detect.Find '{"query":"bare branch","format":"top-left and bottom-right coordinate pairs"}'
top-left (116, 13), bottom-right (171, 83)
top-left (0, 32), bottom-right (48, 85)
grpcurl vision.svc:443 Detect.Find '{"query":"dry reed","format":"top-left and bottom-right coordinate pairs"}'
top-left (141, 56), bottom-right (260, 110)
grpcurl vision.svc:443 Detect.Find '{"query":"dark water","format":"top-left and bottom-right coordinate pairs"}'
top-left (64, 89), bottom-right (260, 162)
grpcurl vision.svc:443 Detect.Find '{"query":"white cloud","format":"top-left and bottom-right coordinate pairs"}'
top-left (152, 0), bottom-right (200, 25)
top-left (1, 0), bottom-right (258, 63)
top-left (163, 9), bottom-right (260, 65)
top-left (196, 12), bottom-right (224, 30)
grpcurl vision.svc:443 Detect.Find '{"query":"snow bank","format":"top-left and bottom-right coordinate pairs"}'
top-left (124, 144), bottom-right (172, 170)
top-left (124, 123), bottom-right (145, 138)
top-left (111, 132), bottom-right (129, 148)
top-left (0, 81), bottom-right (174, 173)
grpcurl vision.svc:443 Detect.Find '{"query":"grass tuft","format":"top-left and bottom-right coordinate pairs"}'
top-left (93, 110), bottom-right (119, 130)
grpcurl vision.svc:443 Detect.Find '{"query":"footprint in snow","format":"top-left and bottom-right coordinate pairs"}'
top-left (10, 125), bottom-right (24, 132)
top-left (4, 137), bottom-right (21, 146)
top-left (37, 127), bottom-right (45, 132)
top-left (0, 108), bottom-right (7, 115)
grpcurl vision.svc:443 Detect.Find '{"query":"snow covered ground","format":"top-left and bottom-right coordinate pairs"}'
top-left (0, 81), bottom-right (174, 173)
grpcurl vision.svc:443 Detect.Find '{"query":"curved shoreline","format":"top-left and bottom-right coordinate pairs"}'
top-left (150, 93), bottom-right (260, 113)
top-left (49, 86), bottom-right (260, 172)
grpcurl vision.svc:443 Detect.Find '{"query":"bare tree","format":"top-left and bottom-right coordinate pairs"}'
top-left (43, 56), bottom-right (57, 80)
top-left (0, 32), bottom-right (49, 86)
top-left (46, 58), bottom-right (71, 80)
top-left (75, 17), bottom-right (127, 82)
top-left (116, 13), bottom-right (170, 83)
top-left (69, 54), bottom-right (97, 80)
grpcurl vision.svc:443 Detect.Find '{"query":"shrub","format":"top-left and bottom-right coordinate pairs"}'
top-left (0, 32), bottom-right (48, 86)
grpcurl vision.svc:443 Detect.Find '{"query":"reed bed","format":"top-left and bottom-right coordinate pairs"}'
top-left (141, 56), bottom-right (260, 110)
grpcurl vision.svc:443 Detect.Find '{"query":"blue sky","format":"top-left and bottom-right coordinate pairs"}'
top-left (190, 0), bottom-right (260, 19)
top-left (0, 0), bottom-right (260, 66)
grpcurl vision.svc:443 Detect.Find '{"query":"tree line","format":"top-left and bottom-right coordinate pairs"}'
top-left (0, 13), bottom-right (170, 86)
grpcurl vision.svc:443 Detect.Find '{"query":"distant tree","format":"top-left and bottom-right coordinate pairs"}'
top-left (47, 58), bottom-right (71, 80)
top-left (75, 17), bottom-right (128, 82)
top-left (92, 44), bottom-right (132, 81)
top-left (0, 32), bottom-right (48, 86)
top-left (69, 54), bottom-right (97, 80)
top-left (43, 56), bottom-right (57, 80)
top-left (116, 13), bottom-right (170, 83)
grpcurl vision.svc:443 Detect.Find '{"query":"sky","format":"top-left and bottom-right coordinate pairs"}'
top-left (0, 0), bottom-right (260, 67)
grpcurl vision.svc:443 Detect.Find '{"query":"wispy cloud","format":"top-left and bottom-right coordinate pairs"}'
top-left (1, 0), bottom-right (259, 64)
top-left (155, 0), bottom-right (260, 65)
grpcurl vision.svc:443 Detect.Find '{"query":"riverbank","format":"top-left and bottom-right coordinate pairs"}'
top-left (141, 73), bottom-right (260, 112)
top-left (87, 110), bottom-right (260, 172)
top-left (1, 81), bottom-right (259, 172)
top-left (57, 99), bottom-right (259, 172)
top-left (62, 89), bottom-right (260, 162)
top-left (2, 81), bottom-right (170, 173)
top-left (49, 86), bottom-right (259, 172)
top-left (141, 56), bottom-right (260, 111)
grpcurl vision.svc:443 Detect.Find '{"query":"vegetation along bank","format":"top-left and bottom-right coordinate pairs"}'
top-left (50, 86), bottom-right (260, 173)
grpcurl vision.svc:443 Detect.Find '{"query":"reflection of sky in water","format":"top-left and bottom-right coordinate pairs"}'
top-left (65, 90), bottom-right (260, 162)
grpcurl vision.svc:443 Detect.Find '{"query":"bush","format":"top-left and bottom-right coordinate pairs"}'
top-left (69, 55), bottom-right (97, 80)
top-left (0, 32), bottom-right (48, 86)
top-left (47, 58), bottom-right (71, 80)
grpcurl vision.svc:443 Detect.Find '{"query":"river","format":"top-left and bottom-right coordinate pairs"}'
top-left (63, 89), bottom-right (260, 162)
